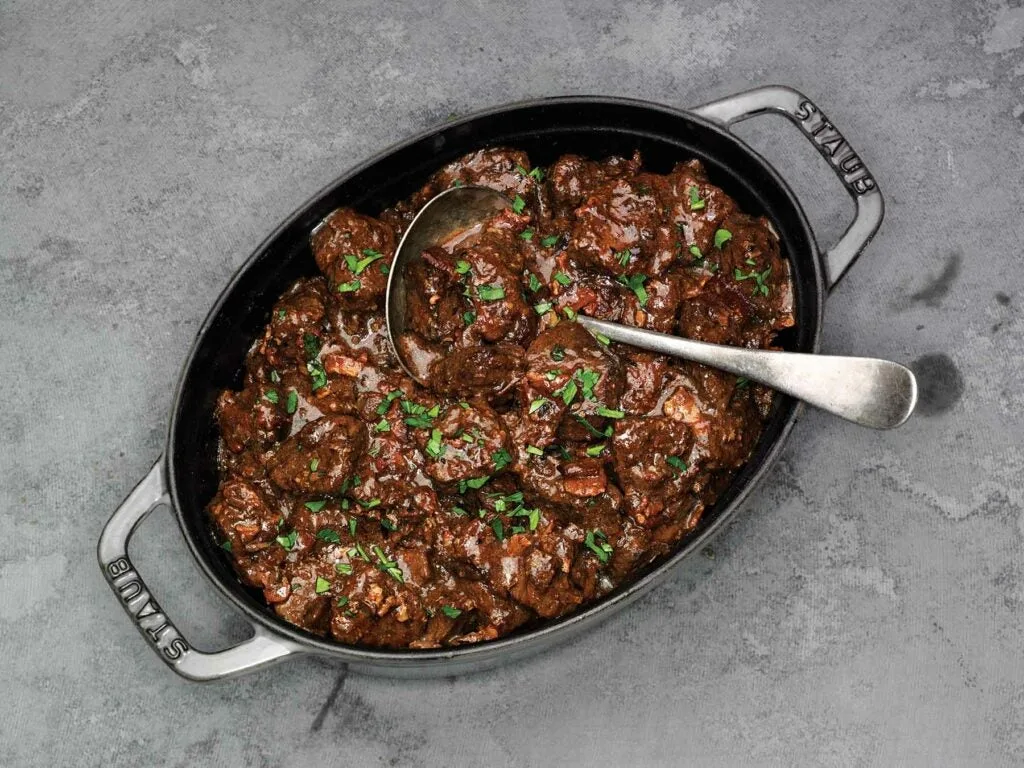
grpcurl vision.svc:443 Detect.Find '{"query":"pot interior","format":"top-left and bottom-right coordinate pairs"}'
top-left (168, 97), bottom-right (822, 654)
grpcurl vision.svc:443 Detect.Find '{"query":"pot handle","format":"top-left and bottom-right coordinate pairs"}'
top-left (691, 85), bottom-right (884, 290)
top-left (97, 459), bottom-right (300, 681)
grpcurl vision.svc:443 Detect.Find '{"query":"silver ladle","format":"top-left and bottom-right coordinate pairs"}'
top-left (384, 186), bottom-right (917, 429)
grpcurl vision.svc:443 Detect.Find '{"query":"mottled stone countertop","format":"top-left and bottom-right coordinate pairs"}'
top-left (2, 1), bottom-right (1022, 765)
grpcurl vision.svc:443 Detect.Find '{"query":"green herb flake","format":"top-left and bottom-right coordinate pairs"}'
top-left (305, 499), bottom-right (328, 512)
top-left (285, 389), bottom-right (299, 414)
top-left (595, 332), bottom-right (611, 346)
top-left (586, 443), bottom-right (606, 457)
top-left (441, 605), bottom-right (462, 619)
top-left (276, 308), bottom-right (286, 321)
top-left (576, 369), bottom-right (600, 400)
top-left (263, 389), bottom-right (279, 404)
top-left (555, 378), bottom-right (578, 405)
top-left (314, 576), bottom-right (331, 594)
top-left (357, 498), bottom-right (381, 510)
top-left (220, 539), bottom-right (232, 552)
top-left (337, 279), bottom-right (361, 293)
top-left (491, 518), bottom-right (505, 541)
top-left (563, 306), bottom-right (577, 321)
top-left (455, 260), bottom-right (471, 275)
top-left (372, 545), bottom-right (404, 583)
top-left (380, 517), bottom-right (397, 531)
top-left (714, 228), bottom-right (732, 249)
top-left (733, 265), bottom-right (772, 297)
top-left (477, 284), bottom-right (506, 301)
top-left (615, 248), bottom-right (633, 267)
top-left (269, 370), bottom-right (281, 384)
top-left (375, 389), bottom-right (404, 415)
top-left (527, 273), bottom-right (542, 292)
top-left (336, 595), bottom-right (350, 607)
top-left (529, 167), bottom-right (544, 182)
top-left (375, 418), bottom-right (390, 433)
top-left (492, 448), bottom-right (513, 471)
top-left (553, 271), bottom-right (571, 287)
top-left (688, 185), bottom-right (706, 211)
top-left (617, 273), bottom-right (649, 308)
top-left (666, 455), bottom-right (689, 474)
top-left (511, 195), bottom-right (526, 214)
top-left (526, 445), bottom-right (544, 456)
top-left (276, 530), bottom-right (298, 550)
top-left (426, 428), bottom-right (445, 459)
top-left (520, 228), bottom-right (535, 241)
top-left (316, 529), bottom-right (340, 545)
top-left (596, 406), bottom-right (625, 419)
top-left (736, 376), bottom-right (750, 389)
top-left (309, 457), bottom-right (320, 472)
top-left (462, 310), bottom-right (476, 325)
top-left (689, 244), bottom-right (704, 260)
top-left (303, 333), bottom-right (322, 360)
top-left (335, 562), bottom-right (353, 575)
top-left (307, 359), bottom-right (328, 391)
top-left (348, 518), bottom-right (357, 537)
top-left (344, 249), bottom-right (385, 275)
top-left (541, 234), bottom-right (560, 248)
top-left (584, 529), bottom-right (614, 563)
top-left (534, 301), bottom-right (553, 315)
top-left (515, 164), bottom-right (530, 177)
top-left (550, 345), bottom-right (566, 362)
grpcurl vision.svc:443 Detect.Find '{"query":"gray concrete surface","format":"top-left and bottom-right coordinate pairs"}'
top-left (2, 0), bottom-right (1022, 765)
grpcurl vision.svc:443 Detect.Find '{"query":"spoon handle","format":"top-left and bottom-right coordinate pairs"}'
top-left (578, 316), bottom-right (917, 430)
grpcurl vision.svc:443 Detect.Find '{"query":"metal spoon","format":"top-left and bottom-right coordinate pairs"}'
top-left (385, 185), bottom-right (917, 429)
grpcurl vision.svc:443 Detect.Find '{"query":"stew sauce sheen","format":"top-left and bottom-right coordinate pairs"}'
top-left (208, 148), bottom-right (795, 648)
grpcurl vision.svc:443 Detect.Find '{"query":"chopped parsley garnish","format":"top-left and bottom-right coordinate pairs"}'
top-left (276, 308), bottom-right (286, 320)
top-left (733, 265), bottom-right (772, 296)
top-left (575, 414), bottom-right (613, 438)
top-left (666, 455), bottom-right (688, 475)
top-left (263, 389), bottom-right (279, 404)
top-left (490, 518), bottom-right (505, 541)
top-left (555, 378), bottom-right (578, 405)
top-left (586, 443), bottom-right (606, 457)
top-left (337, 279), bottom-right (361, 293)
top-left (527, 273), bottom-right (542, 292)
top-left (477, 284), bottom-right (505, 301)
top-left (285, 389), bottom-right (299, 414)
top-left (511, 195), bottom-right (526, 214)
top-left (305, 500), bottom-right (328, 512)
top-left (220, 540), bottom-right (232, 552)
top-left (316, 527), bottom-right (340, 543)
top-left (441, 605), bottom-right (462, 619)
top-left (526, 445), bottom-right (544, 456)
top-left (458, 475), bottom-right (490, 493)
top-left (380, 517), bottom-right (397, 531)
top-left (550, 345), bottom-right (566, 362)
top-left (455, 260), bottom-right (471, 275)
top-left (541, 234), bottom-right (560, 248)
top-left (596, 406), bottom-right (625, 419)
top-left (529, 167), bottom-right (544, 182)
top-left (276, 530), bottom-right (298, 550)
top-left (450, 506), bottom-right (468, 517)
top-left (307, 359), bottom-right (328, 391)
top-left (372, 546), bottom-right (404, 583)
top-left (309, 458), bottom-right (320, 472)
top-left (335, 562), bottom-right (353, 575)
top-left (689, 245), bottom-right (704, 260)
top-left (463, 310), bottom-right (476, 325)
top-left (375, 389), bottom-right (404, 415)
top-left (736, 377), bottom-right (750, 389)
top-left (356, 498), bottom-right (381, 510)
top-left (714, 228), bottom-right (732, 248)
top-left (344, 249), bottom-right (385, 275)
top-left (348, 518), bottom-right (357, 537)
top-left (534, 301), bottom-right (553, 315)
top-left (402, 399), bottom-right (440, 429)
top-left (617, 273), bottom-right (649, 307)
top-left (348, 543), bottom-right (369, 562)
top-left (492, 448), bottom-right (513, 471)
top-left (375, 418), bottom-right (390, 432)
top-left (515, 164), bottom-right (530, 177)
top-left (303, 333), bottom-right (322, 359)
top-left (595, 332), bottom-right (611, 346)
top-left (528, 397), bottom-right (551, 414)
top-left (584, 529), bottom-right (614, 562)
top-left (512, 507), bottom-right (541, 530)
top-left (426, 428), bottom-right (445, 459)
top-left (615, 248), bottom-right (635, 267)
top-left (315, 576), bottom-right (331, 594)
top-left (269, 370), bottom-right (281, 384)
top-left (563, 306), bottom-right (577, 320)
top-left (688, 186), bottom-right (705, 211)
top-left (576, 369), bottom-right (600, 400)
top-left (336, 595), bottom-right (349, 607)
top-left (520, 228), bottom-right (534, 241)
top-left (553, 271), bottom-right (571, 287)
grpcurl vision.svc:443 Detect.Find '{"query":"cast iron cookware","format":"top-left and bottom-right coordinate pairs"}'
top-left (99, 86), bottom-right (884, 680)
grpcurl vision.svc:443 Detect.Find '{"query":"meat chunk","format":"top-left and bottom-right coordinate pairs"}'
top-left (269, 415), bottom-right (367, 494)
top-left (428, 343), bottom-right (526, 402)
top-left (311, 208), bottom-right (395, 310)
top-left (414, 400), bottom-right (511, 484)
top-left (612, 415), bottom-right (694, 526)
top-left (545, 151), bottom-right (642, 216)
